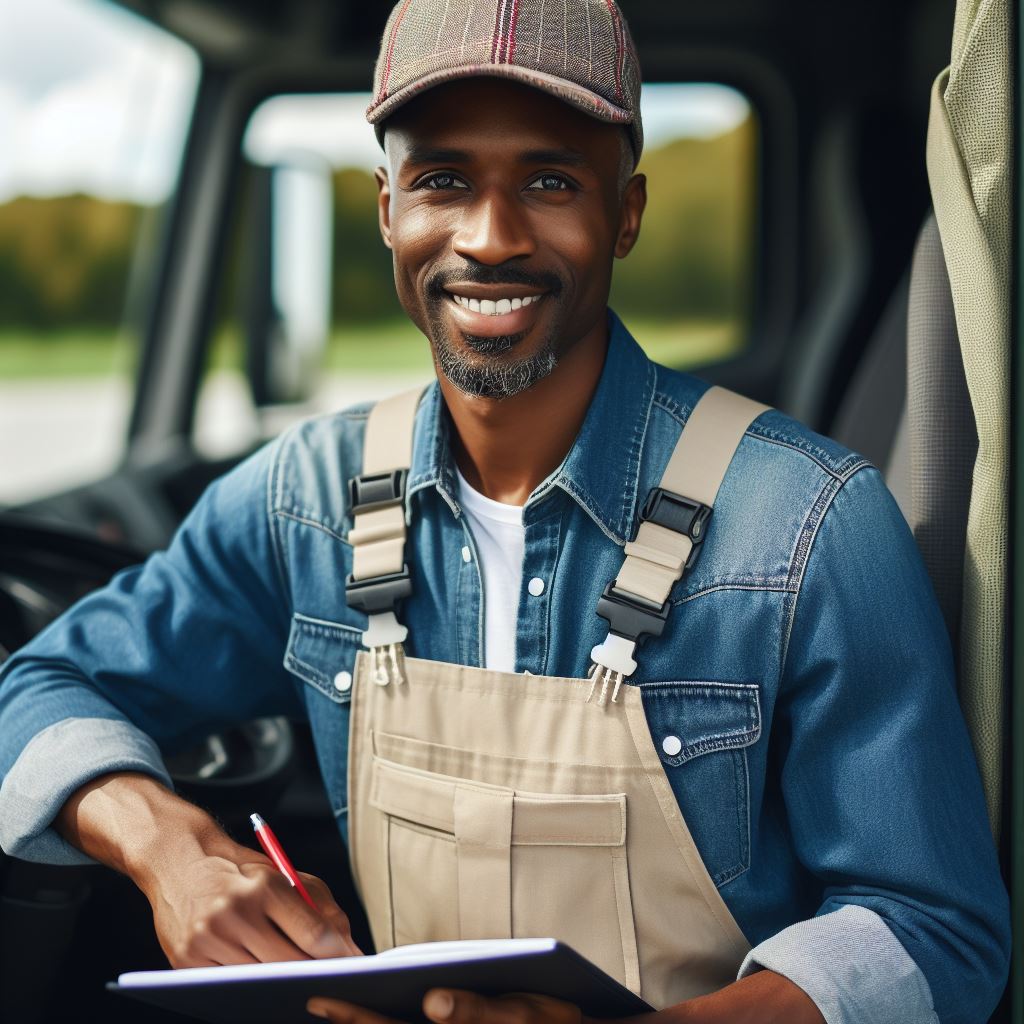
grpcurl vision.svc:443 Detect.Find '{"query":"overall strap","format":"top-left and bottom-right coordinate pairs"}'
top-left (346, 385), bottom-right (427, 655)
top-left (590, 386), bottom-right (770, 688)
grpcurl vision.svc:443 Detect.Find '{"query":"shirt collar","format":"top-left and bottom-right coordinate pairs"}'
top-left (407, 309), bottom-right (656, 545)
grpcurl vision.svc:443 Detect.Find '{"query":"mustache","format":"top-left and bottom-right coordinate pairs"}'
top-left (426, 263), bottom-right (563, 299)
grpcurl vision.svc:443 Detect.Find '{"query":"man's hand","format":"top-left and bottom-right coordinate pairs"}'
top-left (141, 844), bottom-right (361, 967)
top-left (56, 771), bottom-right (361, 967)
top-left (304, 970), bottom-right (824, 1024)
top-left (307, 990), bottom-right (586, 1024)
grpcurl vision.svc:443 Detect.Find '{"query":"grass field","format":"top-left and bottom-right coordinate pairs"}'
top-left (0, 318), bottom-right (744, 381)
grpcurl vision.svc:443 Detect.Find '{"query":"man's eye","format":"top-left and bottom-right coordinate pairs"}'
top-left (526, 174), bottom-right (571, 192)
top-left (423, 173), bottom-right (467, 190)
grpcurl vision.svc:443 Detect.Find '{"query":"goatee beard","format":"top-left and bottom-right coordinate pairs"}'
top-left (428, 322), bottom-right (559, 400)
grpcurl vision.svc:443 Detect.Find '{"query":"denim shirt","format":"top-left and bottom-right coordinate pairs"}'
top-left (0, 312), bottom-right (1009, 1024)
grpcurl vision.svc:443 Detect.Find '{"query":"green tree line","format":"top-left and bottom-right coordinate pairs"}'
top-left (0, 116), bottom-right (754, 334)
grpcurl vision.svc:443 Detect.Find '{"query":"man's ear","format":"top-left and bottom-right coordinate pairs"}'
top-left (375, 166), bottom-right (393, 250)
top-left (614, 173), bottom-right (646, 259)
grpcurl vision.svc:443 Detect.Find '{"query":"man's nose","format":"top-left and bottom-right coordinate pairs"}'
top-left (451, 189), bottom-right (536, 265)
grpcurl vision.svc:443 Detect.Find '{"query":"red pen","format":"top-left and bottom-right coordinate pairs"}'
top-left (250, 812), bottom-right (319, 911)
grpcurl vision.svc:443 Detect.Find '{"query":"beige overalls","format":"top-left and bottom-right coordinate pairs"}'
top-left (343, 384), bottom-right (769, 1009)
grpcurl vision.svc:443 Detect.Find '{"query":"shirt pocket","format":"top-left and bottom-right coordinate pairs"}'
top-left (283, 612), bottom-right (364, 817)
top-left (638, 680), bottom-right (761, 887)
top-left (284, 612), bottom-right (364, 704)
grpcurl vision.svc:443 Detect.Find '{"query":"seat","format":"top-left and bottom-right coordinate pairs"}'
top-left (832, 0), bottom-right (1009, 841)
top-left (831, 212), bottom-right (977, 665)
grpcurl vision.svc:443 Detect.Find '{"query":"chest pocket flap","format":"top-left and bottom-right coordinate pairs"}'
top-left (639, 680), bottom-right (761, 765)
top-left (639, 680), bottom-right (761, 887)
top-left (284, 612), bottom-right (364, 704)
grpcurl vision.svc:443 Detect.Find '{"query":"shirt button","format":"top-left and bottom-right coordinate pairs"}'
top-left (461, 545), bottom-right (472, 563)
top-left (662, 735), bottom-right (683, 757)
top-left (333, 670), bottom-right (352, 693)
top-left (528, 577), bottom-right (545, 597)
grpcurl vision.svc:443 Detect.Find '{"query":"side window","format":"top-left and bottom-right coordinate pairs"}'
top-left (610, 85), bottom-right (756, 368)
top-left (194, 84), bottom-right (757, 456)
top-left (0, 0), bottom-right (199, 507)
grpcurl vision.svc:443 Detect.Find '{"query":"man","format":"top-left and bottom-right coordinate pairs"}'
top-left (0, 2), bottom-right (1009, 1022)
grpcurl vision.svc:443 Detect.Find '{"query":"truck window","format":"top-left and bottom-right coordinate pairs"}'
top-left (0, 0), bottom-right (199, 506)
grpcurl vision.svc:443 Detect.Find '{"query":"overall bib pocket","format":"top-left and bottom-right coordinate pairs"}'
top-left (365, 746), bottom-right (640, 993)
top-left (638, 681), bottom-right (761, 886)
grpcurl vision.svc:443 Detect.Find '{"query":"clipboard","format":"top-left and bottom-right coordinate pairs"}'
top-left (108, 938), bottom-right (653, 1023)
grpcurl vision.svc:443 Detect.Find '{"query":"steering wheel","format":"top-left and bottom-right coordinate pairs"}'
top-left (0, 513), bottom-right (294, 805)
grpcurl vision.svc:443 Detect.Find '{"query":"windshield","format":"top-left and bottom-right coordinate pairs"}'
top-left (0, 0), bottom-right (199, 506)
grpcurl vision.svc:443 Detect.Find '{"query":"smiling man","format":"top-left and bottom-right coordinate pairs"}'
top-left (0, 2), bottom-right (1011, 1024)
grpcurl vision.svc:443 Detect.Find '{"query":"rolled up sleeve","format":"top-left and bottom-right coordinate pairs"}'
top-left (767, 466), bottom-right (1010, 1024)
top-left (0, 718), bottom-right (173, 864)
top-left (738, 905), bottom-right (937, 1023)
top-left (0, 438), bottom-right (302, 862)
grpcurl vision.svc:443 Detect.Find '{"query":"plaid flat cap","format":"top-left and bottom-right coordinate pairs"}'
top-left (366, 0), bottom-right (643, 163)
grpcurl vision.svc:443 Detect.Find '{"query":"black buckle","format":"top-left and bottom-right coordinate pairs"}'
top-left (641, 487), bottom-right (712, 570)
top-left (348, 469), bottom-right (408, 516)
top-left (345, 566), bottom-right (413, 615)
top-left (595, 582), bottom-right (670, 646)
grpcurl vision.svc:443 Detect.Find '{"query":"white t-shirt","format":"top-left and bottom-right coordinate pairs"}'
top-left (455, 467), bottom-right (525, 673)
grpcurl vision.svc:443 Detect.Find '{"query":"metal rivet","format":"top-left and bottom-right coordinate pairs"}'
top-left (662, 735), bottom-right (683, 757)
top-left (333, 670), bottom-right (352, 692)
top-left (461, 545), bottom-right (472, 563)
top-left (528, 577), bottom-right (545, 597)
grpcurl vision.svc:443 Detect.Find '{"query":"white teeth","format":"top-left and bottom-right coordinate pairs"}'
top-left (451, 293), bottom-right (542, 314)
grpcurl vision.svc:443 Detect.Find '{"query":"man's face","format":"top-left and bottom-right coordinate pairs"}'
top-left (375, 78), bottom-right (645, 399)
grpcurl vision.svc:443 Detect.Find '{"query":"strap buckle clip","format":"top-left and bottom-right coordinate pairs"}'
top-left (595, 581), bottom-right (670, 647)
top-left (348, 469), bottom-right (408, 516)
top-left (345, 566), bottom-right (413, 615)
top-left (641, 487), bottom-right (712, 570)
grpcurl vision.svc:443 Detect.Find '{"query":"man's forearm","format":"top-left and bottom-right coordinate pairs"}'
top-left (668, 970), bottom-right (824, 1024)
top-left (54, 771), bottom-right (234, 890)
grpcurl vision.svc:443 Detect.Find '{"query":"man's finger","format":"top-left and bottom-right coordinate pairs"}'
top-left (424, 990), bottom-right (584, 1024)
top-left (424, 990), bottom-right (529, 1024)
top-left (263, 876), bottom-right (351, 958)
top-left (299, 873), bottom-right (364, 955)
top-left (234, 911), bottom-right (314, 964)
top-left (306, 998), bottom-right (403, 1023)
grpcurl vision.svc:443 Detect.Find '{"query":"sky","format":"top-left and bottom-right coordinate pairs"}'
top-left (0, 0), bottom-right (751, 205)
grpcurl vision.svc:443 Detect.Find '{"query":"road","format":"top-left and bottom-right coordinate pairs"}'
top-left (0, 370), bottom-right (427, 506)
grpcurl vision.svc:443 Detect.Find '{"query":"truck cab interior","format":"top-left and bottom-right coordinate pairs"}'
top-left (0, 0), bottom-right (1017, 1020)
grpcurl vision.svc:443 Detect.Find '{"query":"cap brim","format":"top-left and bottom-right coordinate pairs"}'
top-left (366, 63), bottom-right (635, 151)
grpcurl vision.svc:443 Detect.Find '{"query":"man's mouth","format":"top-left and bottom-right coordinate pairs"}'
top-left (448, 293), bottom-right (543, 316)
top-left (440, 286), bottom-right (550, 338)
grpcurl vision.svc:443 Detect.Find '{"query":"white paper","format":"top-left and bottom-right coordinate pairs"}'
top-left (116, 938), bottom-right (558, 989)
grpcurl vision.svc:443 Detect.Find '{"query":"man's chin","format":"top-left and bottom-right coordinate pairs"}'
top-left (433, 331), bottom-right (559, 400)
top-left (460, 330), bottom-right (527, 356)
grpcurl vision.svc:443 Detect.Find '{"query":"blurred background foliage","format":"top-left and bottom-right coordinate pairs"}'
top-left (0, 113), bottom-right (754, 376)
